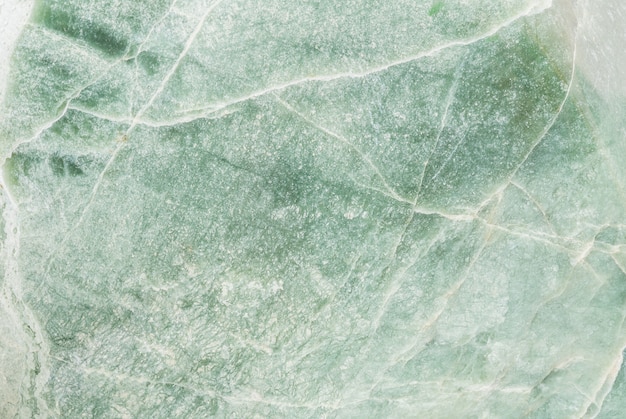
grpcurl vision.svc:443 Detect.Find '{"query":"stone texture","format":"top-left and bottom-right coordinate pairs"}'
top-left (1, 0), bottom-right (625, 417)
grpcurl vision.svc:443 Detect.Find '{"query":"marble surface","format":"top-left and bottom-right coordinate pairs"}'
top-left (1, 0), bottom-right (626, 417)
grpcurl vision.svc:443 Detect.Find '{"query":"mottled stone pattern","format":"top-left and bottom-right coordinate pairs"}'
top-left (1, 0), bottom-right (625, 417)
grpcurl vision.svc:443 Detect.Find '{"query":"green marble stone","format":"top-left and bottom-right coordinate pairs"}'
top-left (1, 0), bottom-right (625, 417)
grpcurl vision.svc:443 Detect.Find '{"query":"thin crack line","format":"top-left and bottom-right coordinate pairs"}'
top-left (415, 58), bottom-right (465, 202)
top-left (36, 0), bottom-right (227, 283)
top-left (272, 94), bottom-right (410, 204)
top-left (137, 1), bottom-right (552, 128)
top-left (130, 0), bottom-right (226, 127)
top-left (509, 31), bottom-right (578, 180)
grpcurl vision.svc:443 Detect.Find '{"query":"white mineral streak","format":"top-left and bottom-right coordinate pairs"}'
top-left (0, 0), bottom-right (33, 104)
top-left (1, 0), bottom-right (626, 417)
top-left (575, 2), bottom-right (626, 416)
top-left (0, 1), bottom-right (52, 417)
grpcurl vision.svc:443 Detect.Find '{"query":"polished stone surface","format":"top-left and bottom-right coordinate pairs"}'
top-left (1, 0), bottom-right (625, 417)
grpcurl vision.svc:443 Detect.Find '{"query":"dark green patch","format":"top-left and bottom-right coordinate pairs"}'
top-left (419, 30), bottom-right (567, 208)
top-left (595, 226), bottom-right (626, 246)
top-left (4, 152), bottom-right (41, 187)
top-left (428, 1), bottom-right (444, 16)
top-left (33, 4), bottom-right (128, 57)
top-left (137, 51), bottom-right (162, 76)
top-left (49, 153), bottom-right (87, 177)
top-left (266, 160), bottom-right (314, 206)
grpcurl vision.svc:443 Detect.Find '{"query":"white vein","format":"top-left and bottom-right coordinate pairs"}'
top-left (129, 0), bottom-right (226, 128)
top-left (349, 179), bottom-right (412, 205)
top-left (510, 179), bottom-right (558, 233)
top-left (72, 143), bottom-right (125, 230)
top-left (435, 17), bottom-right (577, 222)
top-left (612, 255), bottom-right (626, 277)
top-left (504, 225), bottom-right (573, 254)
top-left (2, 1), bottom-right (181, 162)
top-left (583, 346), bottom-right (625, 418)
top-left (271, 94), bottom-right (505, 220)
top-left (508, 30), bottom-right (578, 180)
top-left (66, 105), bottom-right (134, 124)
top-left (415, 61), bottom-right (464, 200)
top-left (404, 193), bottom-right (502, 332)
top-left (340, 193), bottom-right (504, 407)
top-left (272, 94), bottom-right (409, 204)
top-left (138, 0), bottom-right (552, 128)
top-left (38, 0), bottom-right (226, 277)
top-left (371, 229), bottom-right (445, 332)
top-left (349, 230), bottom-right (494, 407)
top-left (128, 0), bottom-right (179, 60)
top-left (3, 58), bottom-right (124, 164)
top-left (82, 366), bottom-right (218, 398)
top-left (128, 0), bottom-right (180, 117)
top-left (429, 128), bottom-right (468, 182)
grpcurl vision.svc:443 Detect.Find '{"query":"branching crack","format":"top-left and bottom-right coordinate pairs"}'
top-left (4, 57), bottom-right (126, 163)
top-left (138, 0), bottom-right (552, 128)
top-left (129, 0), bottom-right (226, 127)
top-left (510, 180), bottom-right (558, 234)
top-left (272, 94), bottom-right (410, 204)
top-left (35, 0), bottom-right (227, 282)
top-left (415, 58), bottom-right (465, 200)
top-left (508, 24), bottom-right (578, 181)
